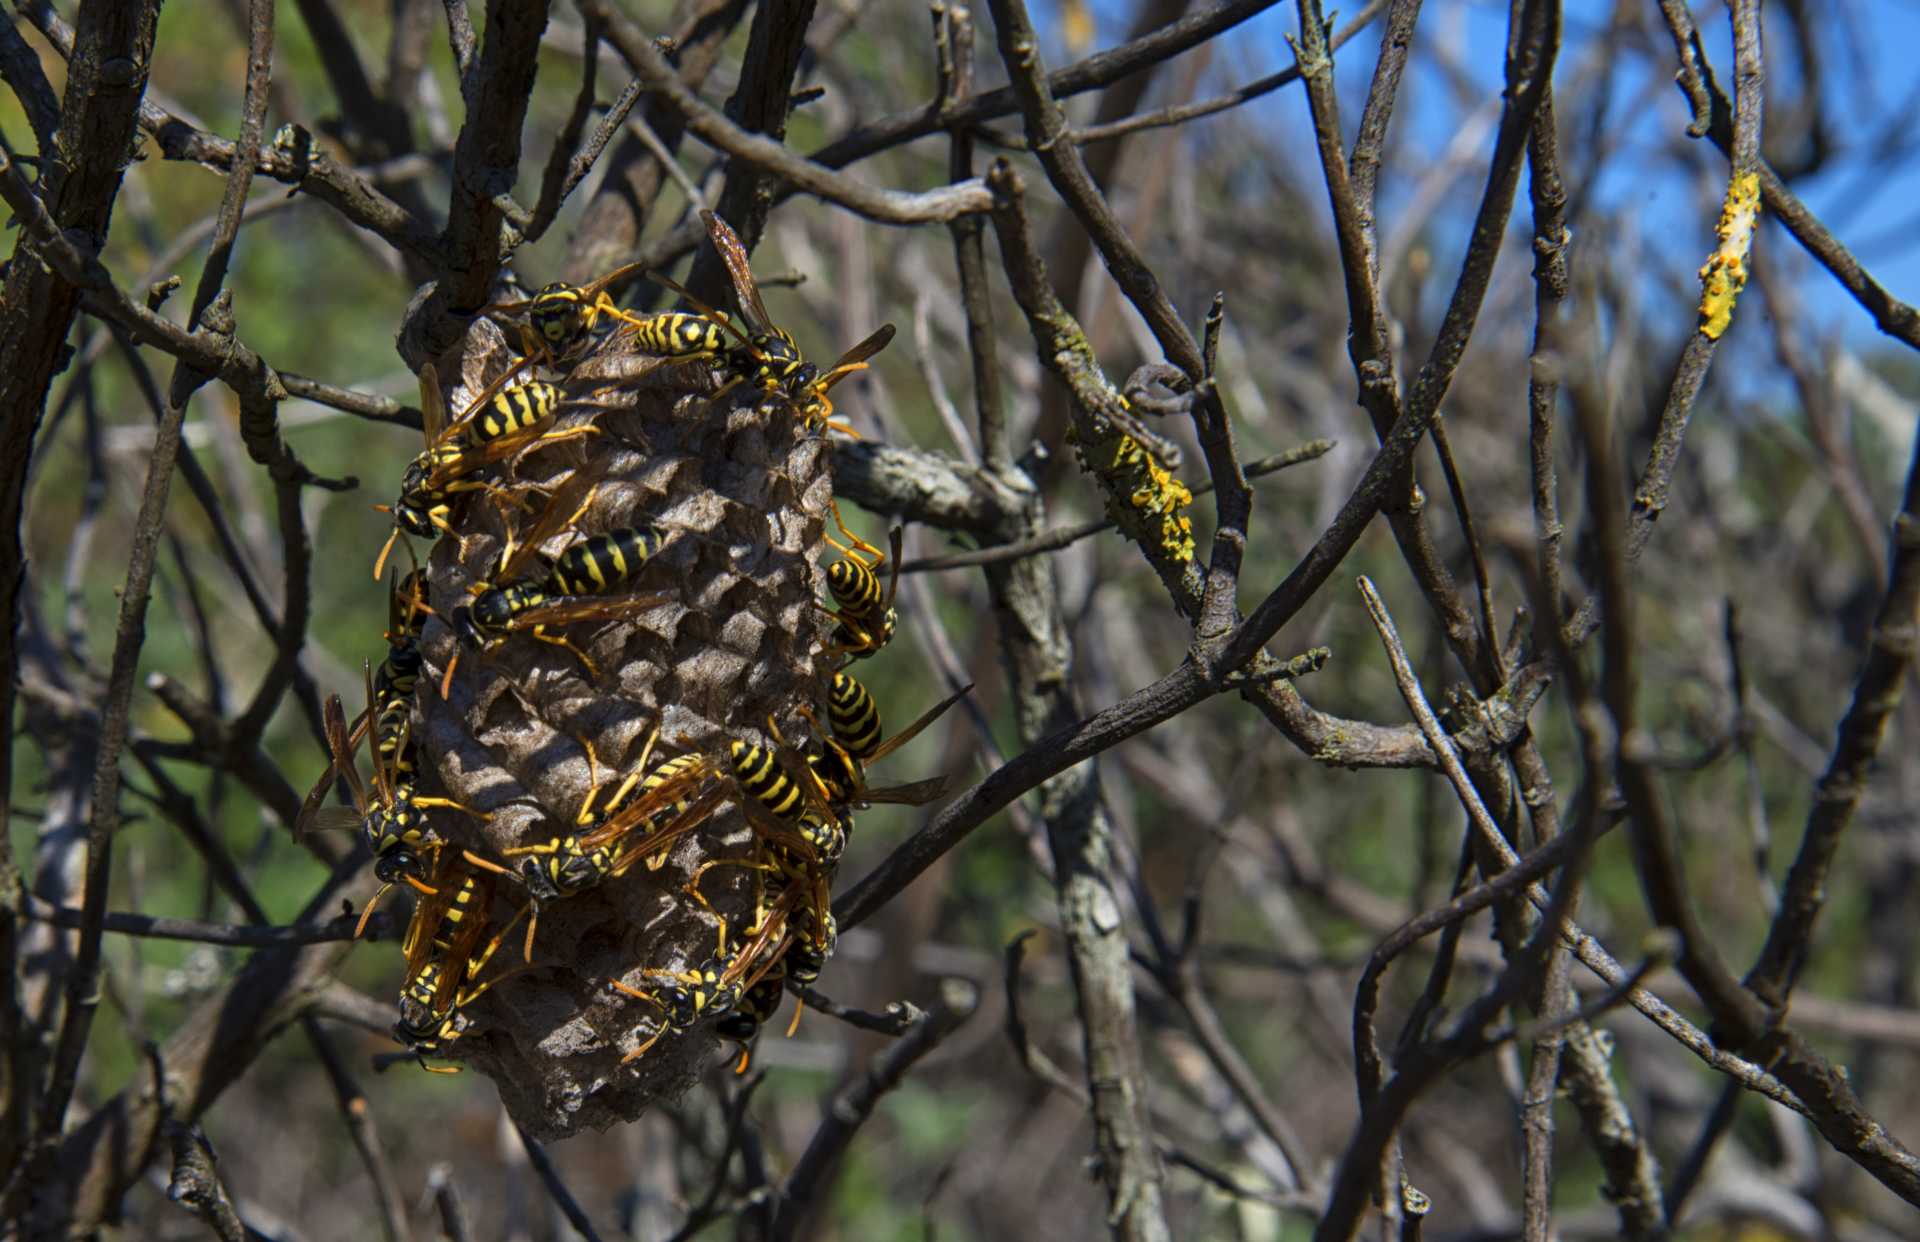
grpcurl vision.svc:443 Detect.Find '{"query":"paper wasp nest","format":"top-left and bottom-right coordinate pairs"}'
top-left (404, 319), bottom-right (833, 1137)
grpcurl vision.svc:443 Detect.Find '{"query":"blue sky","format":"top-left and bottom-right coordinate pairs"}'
top-left (1059, 0), bottom-right (1920, 355)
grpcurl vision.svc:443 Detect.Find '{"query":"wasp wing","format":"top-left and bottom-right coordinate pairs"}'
top-left (572, 259), bottom-right (652, 305)
top-left (501, 589), bottom-right (678, 633)
top-left (702, 210), bottom-right (777, 336)
top-left (300, 693), bottom-right (370, 837)
top-left (821, 324), bottom-right (896, 385)
top-left (489, 456), bottom-right (611, 585)
top-left (853, 775), bottom-right (954, 807)
top-left (418, 363), bottom-right (446, 449)
top-left (865, 682), bottom-right (973, 765)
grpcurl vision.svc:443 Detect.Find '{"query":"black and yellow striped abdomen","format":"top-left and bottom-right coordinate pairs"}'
top-left (628, 312), bottom-right (727, 359)
top-left (826, 556), bottom-right (882, 616)
top-left (827, 673), bottom-right (883, 760)
top-left (395, 959), bottom-right (447, 1040)
top-left (638, 752), bottom-right (705, 801)
top-left (629, 752), bottom-right (705, 829)
top-left (372, 648), bottom-right (419, 776)
top-left (731, 741), bottom-right (805, 822)
top-left (547, 526), bottom-right (671, 596)
top-left (430, 874), bottom-right (483, 955)
top-left (472, 381), bottom-right (560, 443)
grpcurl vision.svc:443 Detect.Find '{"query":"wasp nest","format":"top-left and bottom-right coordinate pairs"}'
top-left (397, 311), bottom-right (834, 1138)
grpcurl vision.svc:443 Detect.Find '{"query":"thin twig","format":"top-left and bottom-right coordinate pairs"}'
top-left (24, 897), bottom-right (394, 947)
top-left (426, 1165), bottom-right (474, 1242)
top-left (770, 979), bottom-right (979, 1240)
top-left (902, 442), bottom-right (1335, 574)
top-left (1002, 931), bottom-right (1089, 1102)
top-left (989, 0), bottom-right (1250, 638)
top-left (32, 143), bottom-right (200, 1182)
top-left (810, 0), bottom-right (1390, 175)
top-left (788, 983), bottom-right (922, 1037)
top-left (514, 1120), bottom-right (606, 1242)
top-left (308, 1023), bottom-right (412, 1242)
top-left (164, 1122), bottom-right (263, 1242)
top-left (595, 21), bottom-right (992, 225)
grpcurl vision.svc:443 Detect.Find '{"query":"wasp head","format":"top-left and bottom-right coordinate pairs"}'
top-left (452, 597), bottom-right (508, 649)
top-left (530, 283), bottom-right (584, 347)
top-left (372, 840), bottom-right (423, 885)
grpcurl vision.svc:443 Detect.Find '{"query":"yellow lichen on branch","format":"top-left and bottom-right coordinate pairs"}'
top-left (1113, 434), bottom-right (1197, 564)
top-left (1071, 413), bottom-right (1196, 565)
top-left (1697, 171), bottom-right (1761, 340)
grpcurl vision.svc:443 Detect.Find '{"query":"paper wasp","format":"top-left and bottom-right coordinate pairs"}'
top-left (641, 211), bottom-right (895, 433)
top-left (820, 499), bottom-right (901, 660)
top-left (804, 677), bottom-right (971, 813)
top-left (609, 869), bottom-right (807, 1064)
top-left (483, 260), bottom-right (654, 366)
top-left (440, 462), bottom-right (677, 694)
top-left (391, 858), bottom-right (526, 1071)
top-left (714, 954), bottom-right (790, 1069)
top-left (300, 672), bottom-right (487, 938)
top-left (728, 687), bottom-right (961, 870)
top-left (693, 834), bottom-right (833, 1070)
top-left (294, 571), bottom-right (428, 829)
top-left (469, 728), bottom-right (728, 960)
top-left (374, 362), bottom-right (594, 581)
top-left (369, 569), bottom-right (430, 768)
top-left (712, 851), bottom-right (841, 1072)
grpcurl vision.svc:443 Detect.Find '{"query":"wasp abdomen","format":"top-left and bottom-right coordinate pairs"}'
top-left (548, 526), bottom-right (671, 596)
top-left (827, 672), bottom-right (883, 760)
top-left (730, 742), bottom-right (805, 821)
top-left (629, 312), bottom-right (727, 359)
top-left (474, 381), bottom-right (561, 443)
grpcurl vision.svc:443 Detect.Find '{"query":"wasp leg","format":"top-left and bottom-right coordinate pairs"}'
top-left (414, 795), bottom-right (490, 820)
top-left (504, 423), bottom-right (601, 477)
top-left (526, 627), bottom-right (599, 680)
top-left (824, 497), bottom-right (886, 566)
top-left (461, 849), bottom-right (515, 875)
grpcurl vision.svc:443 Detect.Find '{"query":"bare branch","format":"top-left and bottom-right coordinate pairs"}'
top-left (599, 22), bottom-right (993, 225)
top-left (771, 979), bottom-right (980, 1240)
top-left (514, 1121), bottom-right (606, 1242)
top-left (440, 0), bottom-right (551, 310)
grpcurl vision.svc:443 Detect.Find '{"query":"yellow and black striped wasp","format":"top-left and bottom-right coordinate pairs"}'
top-left (483, 261), bottom-right (655, 367)
top-left (686, 824), bottom-right (835, 1069)
top-left (608, 867), bottom-right (808, 1064)
top-left (373, 362), bottom-right (594, 581)
top-left (468, 727), bottom-right (730, 961)
top-left (299, 666), bottom-right (488, 939)
top-left (391, 856), bottom-right (527, 1072)
top-left (710, 839), bottom-right (843, 1073)
top-left (819, 499), bottom-right (902, 661)
top-left (721, 723), bottom-right (863, 868)
top-left (440, 461), bottom-right (678, 694)
top-left (804, 675), bottom-right (972, 814)
top-left (638, 211), bottom-right (896, 434)
top-left (368, 567), bottom-right (430, 767)
top-left (295, 571), bottom-right (430, 835)
top-left (714, 951), bottom-right (790, 1072)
